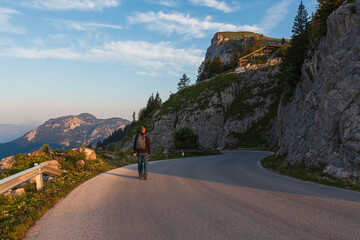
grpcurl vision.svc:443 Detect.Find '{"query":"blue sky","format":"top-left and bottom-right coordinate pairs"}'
top-left (0, 0), bottom-right (316, 124)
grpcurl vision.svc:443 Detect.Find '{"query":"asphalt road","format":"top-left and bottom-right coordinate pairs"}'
top-left (25, 150), bottom-right (360, 240)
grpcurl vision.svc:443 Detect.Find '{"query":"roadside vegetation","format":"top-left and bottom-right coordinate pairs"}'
top-left (261, 154), bottom-right (360, 192)
top-left (0, 146), bottom-right (131, 240)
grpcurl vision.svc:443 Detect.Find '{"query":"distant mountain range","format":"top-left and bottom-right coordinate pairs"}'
top-left (0, 113), bottom-right (130, 159)
top-left (0, 121), bottom-right (41, 143)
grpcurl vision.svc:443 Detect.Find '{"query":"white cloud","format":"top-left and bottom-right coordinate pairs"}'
top-left (189, 0), bottom-right (239, 13)
top-left (145, 0), bottom-right (178, 7)
top-left (0, 37), bottom-right (14, 46)
top-left (48, 19), bottom-right (122, 31)
top-left (0, 41), bottom-right (203, 75)
top-left (0, 48), bottom-right (82, 59)
top-left (29, 0), bottom-right (121, 11)
top-left (260, 0), bottom-right (292, 34)
top-left (128, 11), bottom-right (262, 38)
top-left (0, 7), bottom-right (24, 33)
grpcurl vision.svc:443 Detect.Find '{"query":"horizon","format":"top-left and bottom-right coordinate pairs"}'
top-left (0, 0), bottom-right (316, 124)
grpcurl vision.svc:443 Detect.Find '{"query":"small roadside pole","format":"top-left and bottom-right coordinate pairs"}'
top-left (182, 149), bottom-right (184, 157)
top-left (34, 163), bottom-right (43, 191)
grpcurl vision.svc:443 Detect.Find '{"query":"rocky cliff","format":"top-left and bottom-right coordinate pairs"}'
top-left (205, 32), bottom-right (284, 63)
top-left (275, 0), bottom-right (360, 175)
top-left (0, 113), bottom-right (130, 159)
top-left (122, 66), bottom-right (282, 152)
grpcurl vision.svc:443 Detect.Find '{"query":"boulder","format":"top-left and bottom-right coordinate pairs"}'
top-left (42, 160), bottom-right (61, 169)
top-left (0, 156), bottom-right (15, 172)
top-left (76, 160), bottom-right (85, 167)
top-left (71, 148), bottom-right (96, 160)
top-left (14, 188), bottom-right (25, 196)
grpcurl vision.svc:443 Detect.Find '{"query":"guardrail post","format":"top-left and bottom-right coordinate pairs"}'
top-left (34, 163), bottom-right (43, 191)
top-left (182, 149), bottom-right (184, 157)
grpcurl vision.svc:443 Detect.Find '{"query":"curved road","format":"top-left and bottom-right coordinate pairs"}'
top-left (25, 150), bottom-right (360, 240)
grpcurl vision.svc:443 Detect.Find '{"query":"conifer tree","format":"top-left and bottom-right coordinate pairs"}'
top-left (211, 55), bottom-right (223, 75)
top-left (138, 92), bottom-right (162, 121)
top-left (177, 74), bottom-right (190, 90)
top-left (196, 61), bottom-right (205, 82)
top-left (281, 0), bottom-right (310, 87)
top-left (292, 1), bottom-right (309, 36)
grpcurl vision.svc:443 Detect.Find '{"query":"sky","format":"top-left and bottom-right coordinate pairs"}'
top-left (0, 0), bottom-right (316, 124)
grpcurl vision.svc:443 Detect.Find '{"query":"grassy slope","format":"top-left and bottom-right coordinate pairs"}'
top-left (218, 31), bottom-right (286, 42)
top-left (120, 67), bottom-right (282, 150)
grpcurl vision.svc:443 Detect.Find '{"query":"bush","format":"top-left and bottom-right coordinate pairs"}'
top-left (40, 144), bottom-right (50, 154)
top-left (174, 127), bottom-right (199, 150)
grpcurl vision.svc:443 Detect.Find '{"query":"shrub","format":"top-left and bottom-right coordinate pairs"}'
top-left (174, 127), bottom-right (199, 150)
top-left (40, 144), bottom-right (50, 154)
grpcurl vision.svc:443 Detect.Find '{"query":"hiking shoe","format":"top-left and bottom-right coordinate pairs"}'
top-left (144, 175), bottom-right (148, 180)
top-left (140, 172), bottom-right (144, 179)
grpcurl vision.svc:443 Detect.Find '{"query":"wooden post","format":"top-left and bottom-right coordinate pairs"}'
top-left (34, 163), bottom-right (43, 191)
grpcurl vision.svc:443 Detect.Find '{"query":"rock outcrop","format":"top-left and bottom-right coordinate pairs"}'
top-left (205, 32), bottom-right (284, 63)
top-left (275, 0), bottom-right (360, 173)
top-left (123, 66), bottom-right (282, 152)
top-left (70, 148), bottom-right (97, 160)
top-left (0, 156), bottom-right (15, 172)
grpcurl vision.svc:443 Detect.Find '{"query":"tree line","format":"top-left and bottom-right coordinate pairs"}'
top-left (280, 0), bottom-right (346, 102)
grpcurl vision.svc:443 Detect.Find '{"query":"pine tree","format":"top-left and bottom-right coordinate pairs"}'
top-left (211, 55), bottom-right (223, 75)
top-left (196, 61), bottom-right (205, 82)
top-left (292, 1), bottom-right (309, 36)
top-left (138, 92), bottom-right (162, 121)
top-left (280, 0), bottom-right (311, 99)
top-left (177, 74), bottom-right (190, 90)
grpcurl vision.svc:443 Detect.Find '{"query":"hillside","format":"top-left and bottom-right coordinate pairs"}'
top-left (0, 113), bottom-right (130, 159)
top-left (120, 66), bottom-right (282, 152)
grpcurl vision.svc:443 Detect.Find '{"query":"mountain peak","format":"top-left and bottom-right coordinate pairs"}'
top-left (76, 113), bottom-right (97, 120)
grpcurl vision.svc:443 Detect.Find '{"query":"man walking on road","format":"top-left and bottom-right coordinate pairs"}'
top-left (133, 126), bottom-right (151, 180)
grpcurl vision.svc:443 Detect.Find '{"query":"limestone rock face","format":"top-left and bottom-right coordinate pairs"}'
top-left (275, 0), bottom-right (360, 171)
top-left (0, 156), bottom-right (15, 172)
top-left (205, 32), bottom-right (284, 63)
top-left (123, 67), bottom-right (281, 152)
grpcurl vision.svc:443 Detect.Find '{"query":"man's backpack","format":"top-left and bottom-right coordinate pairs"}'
top-left (136, 135), bottom-right (146, 150)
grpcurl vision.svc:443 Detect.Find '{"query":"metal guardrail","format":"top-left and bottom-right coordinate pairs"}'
top-left (0, 164), bottom-right (67, 195)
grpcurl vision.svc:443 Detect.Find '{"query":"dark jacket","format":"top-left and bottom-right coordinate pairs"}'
top-left (134, 134), bottom-right (151, 154)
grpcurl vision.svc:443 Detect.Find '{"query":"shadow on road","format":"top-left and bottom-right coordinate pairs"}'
top-left (106, 151), bottom-right (360, 203)
top-left (104, 172), bottom-right (139, 180)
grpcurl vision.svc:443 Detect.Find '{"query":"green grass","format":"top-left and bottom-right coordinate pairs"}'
top-left (0, 148), bottom-right (221, 239)
top-left (0, 150), bottom-right (127, 240)
top-left (261, 154), bottom-right (360, 191)
top-left (218, 32), bottom-right (287, 42)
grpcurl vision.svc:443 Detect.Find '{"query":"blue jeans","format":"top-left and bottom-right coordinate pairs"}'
top-left (137, 153), bottom-right (148, 177)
